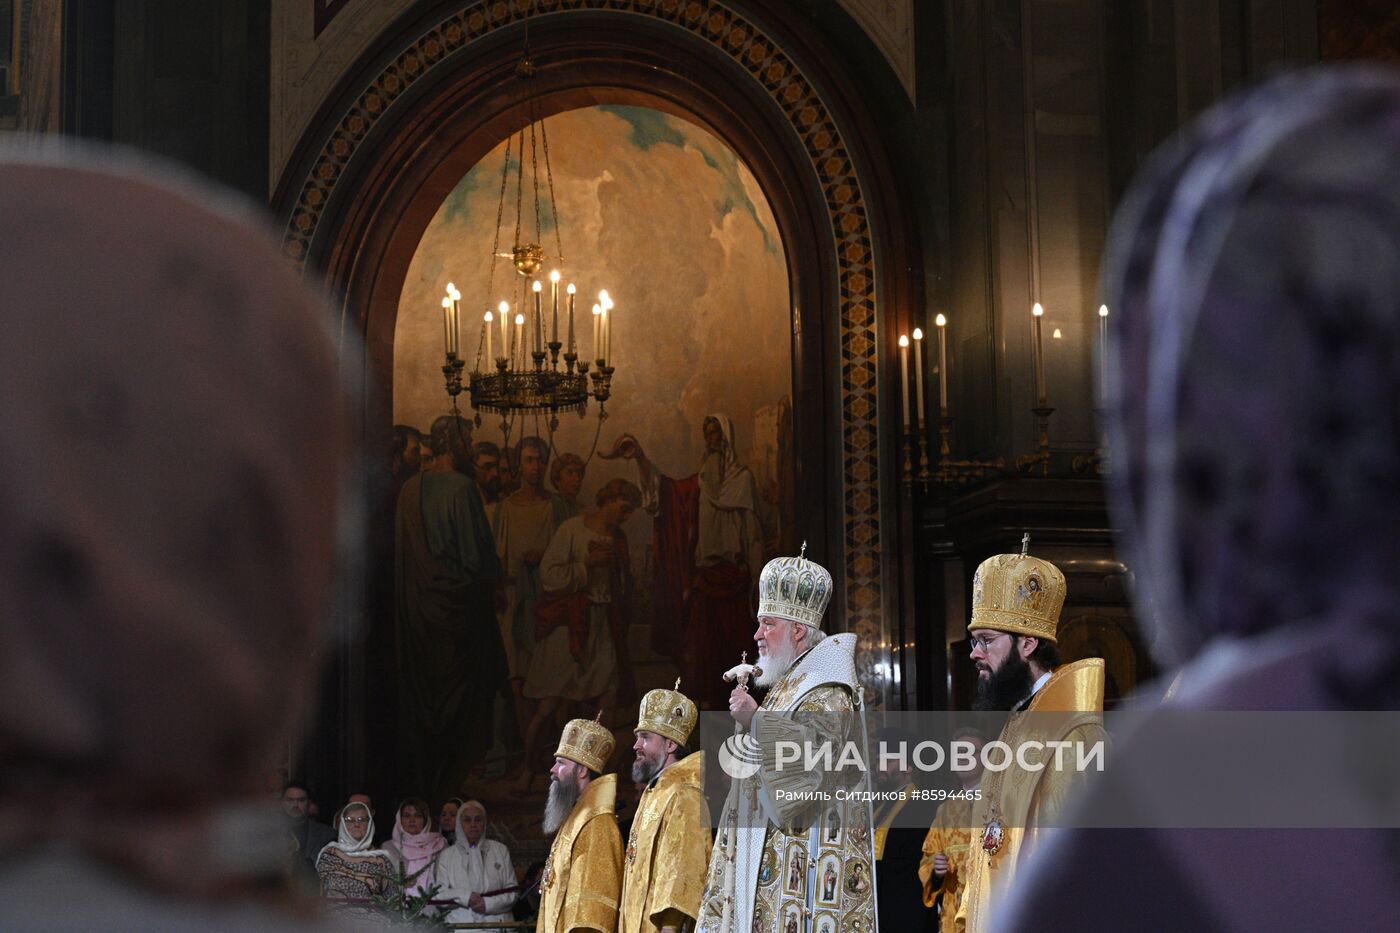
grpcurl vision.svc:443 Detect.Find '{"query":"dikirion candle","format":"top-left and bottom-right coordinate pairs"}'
top-left (1032, 302), bottom-right (1047, 404)
top-left (898, 334), bottom-right (911, 430)
top-left (935, 313), bottom-right (948, 414)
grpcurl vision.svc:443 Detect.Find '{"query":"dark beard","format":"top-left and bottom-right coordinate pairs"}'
top-left (631, 754), bottom-right (662, 785)
top-left (972, 647), bottom-right (1034, 711)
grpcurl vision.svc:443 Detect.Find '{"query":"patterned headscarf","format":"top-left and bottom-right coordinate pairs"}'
top-left (0, 147), bottom-right (347, 890)
top-left (1104, 66), bottom-right (1400, 704)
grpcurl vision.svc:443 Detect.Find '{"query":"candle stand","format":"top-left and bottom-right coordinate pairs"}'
top-left (903, 416), bottom-right (1005, 489)
top-left (1014, 405), bottom-right (1055, 476)
top-left (1072, 408), bottom-right (1109, 475)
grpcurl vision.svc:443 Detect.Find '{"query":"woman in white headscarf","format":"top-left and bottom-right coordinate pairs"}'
top-left (437, 801), bottom-right (517, 930)
top-left (315, 802), bottom-right (397, 916)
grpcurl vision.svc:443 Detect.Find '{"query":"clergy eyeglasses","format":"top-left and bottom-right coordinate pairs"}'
top-left (969, 632), bottom-right (1010, 652)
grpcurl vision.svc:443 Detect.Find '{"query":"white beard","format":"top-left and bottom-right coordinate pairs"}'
top-left (755, 639), bottom-right (798, 688)
top-left (542, 777), bottom-right (580, 835)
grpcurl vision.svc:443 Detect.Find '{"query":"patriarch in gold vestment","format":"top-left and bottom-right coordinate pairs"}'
top-left (619, 682), bottom-right (710, 933)
top-left (697, 549), bottom-right (878, 933)
top-left (955, 540), bottom-right (1106, 933)
top-left (538, 717), bottom-right (624, 933)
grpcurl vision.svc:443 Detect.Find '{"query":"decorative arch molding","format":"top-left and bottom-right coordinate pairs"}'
top-left (275, 0), bottom-right (916, 707)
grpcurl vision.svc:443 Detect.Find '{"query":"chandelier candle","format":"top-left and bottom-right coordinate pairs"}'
top-left (1032, 301), bottom-right (1047, 404)
top-left (498, 301), bottom-right (510, 362)
top-left (532, 280), bottom-right (543, 358)
top-left (513, 312), bottom-right (524, 368)
top-left (912, 327), bottom-right (926, 425)
top-left (599, 290), bottom-right (613, 366)
top-left (550, 270), bottom-right (560, 344)
top-left (441, 296), bottom-right (452, 357)
top-left (484, 310), bottom-right (494, 361)
top-left (592, 303), bottom-right (601, 363)
top-left (898, 334), bottom-right (911, 430)
top-left (566, 283), bottom-right (576, 355)
top-left (935, 313), bottom-right (949, 414)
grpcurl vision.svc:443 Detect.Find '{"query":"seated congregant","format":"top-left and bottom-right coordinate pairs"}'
top-left (437, 800), bottom-right (517, 930)
top-left (382, 797), bottom-right (447, 895)
top-left (316, 802), bottom-right (398, 918)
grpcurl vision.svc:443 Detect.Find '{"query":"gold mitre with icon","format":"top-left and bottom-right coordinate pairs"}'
top-left (757, 542), bottom-right (833, 629)
top-left (968, 534), bottom-right (1067, 643)
top-left (637, 679), bottom-right (698, 746)
top-left (555, 715), bottom-right (614, 773)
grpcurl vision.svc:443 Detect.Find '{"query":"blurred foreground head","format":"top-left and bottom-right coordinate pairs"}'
top-left (1104, 66), bottom-right (1400, 706)
top-left (0, 148), bottom-right (345, 889)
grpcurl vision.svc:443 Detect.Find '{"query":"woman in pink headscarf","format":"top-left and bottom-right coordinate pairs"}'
top-left (382, 797), bottom-right (447, 895)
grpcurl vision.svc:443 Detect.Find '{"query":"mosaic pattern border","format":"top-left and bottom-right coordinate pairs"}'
top-left (279, 0), bottom-right (888, 704)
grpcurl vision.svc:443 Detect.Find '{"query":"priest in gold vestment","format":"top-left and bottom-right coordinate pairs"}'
top-left (955, 541), bottom-right (1106, 933)
top-left (538, 717), bottom-right (624, 933)
top-left (619, 683), bottom-right (710, 933)
top-left (919, 731), bottom-right (984, 933)
top-left (697, 550), bottom-right (878, 933)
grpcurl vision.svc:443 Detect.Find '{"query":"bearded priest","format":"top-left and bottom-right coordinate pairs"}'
top-left (697, 548), bottom-right (878, 933)
top-left (956, 538), bottom-right (1106, 933)
top-left (538, 717), bottom-right (623, 933)
top-left (619, 682), bottom-right (709, 933)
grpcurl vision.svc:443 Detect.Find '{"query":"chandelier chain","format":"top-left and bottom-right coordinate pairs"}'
top-left (529, 111), bottom-right (543, 254)
top-left (540, 113), bottom-right (565, 271)
top-left (513, 121), bottom-right (527, 254)
top-left (486, 121), bottom-right (513, 313)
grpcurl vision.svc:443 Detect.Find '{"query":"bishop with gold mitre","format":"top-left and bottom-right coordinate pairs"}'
top-left (538, 716), bottom-right (624, 933)
top-left (619, 681), bottom-right (710, 933)
top-left (956, 538), bottom-right (1107, 932)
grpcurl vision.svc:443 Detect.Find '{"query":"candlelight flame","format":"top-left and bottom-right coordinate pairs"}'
top-left (514, 314), bottom-right (525, 326)
top-left (532, 280), bottom-right (543, 292)
top-left (441, 297), bottom-right (450, 308)
top-left (498, 300), bottom-right (510, 314)
top-left (449, 286), bottom-right (461, 301)
top-left (485, 311), bottom-right (494, 322)
top-left (1032, 302), bottom-right (1044, 317)
top-left (1052, 328), bottom-right (1063, 339)
top-left (913, 327), bottom-right (924, 340)
top-left (566, 283), bottom-right (576, 294)
top-left (1098, 304), bottom-right (1109, 318)
top-left (935, 313), bottom-right (947, 327)
top-left (550, 269), bottom-right (560, 282)
top-left (898, 335), bottom-right (910, 347)
top-left (446, 282), bottom-right (456, 293)
top-left (592, 304), bottom-right (602, 316)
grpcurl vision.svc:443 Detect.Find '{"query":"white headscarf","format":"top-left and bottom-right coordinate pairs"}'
top-left (322, 802), bottom-right (381, 857)
top-left (452, 800), bottom-right (486, 852)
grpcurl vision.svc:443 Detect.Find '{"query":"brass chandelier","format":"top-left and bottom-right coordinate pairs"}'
top-left (438, 15), bottom-right (617, 446)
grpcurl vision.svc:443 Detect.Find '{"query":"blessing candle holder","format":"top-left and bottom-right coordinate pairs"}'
top-left (1015, 405), bottom-right (1055, 476)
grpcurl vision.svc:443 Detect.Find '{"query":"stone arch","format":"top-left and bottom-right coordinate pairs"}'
top-left (274, 0), bottom-right (920, 706)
